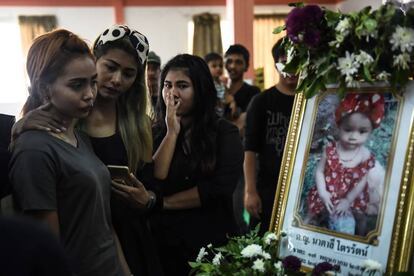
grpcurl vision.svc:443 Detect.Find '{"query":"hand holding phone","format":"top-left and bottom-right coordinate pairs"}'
top-left (107, 165), bottom-right (131, 185)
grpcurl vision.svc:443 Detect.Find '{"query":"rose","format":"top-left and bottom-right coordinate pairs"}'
top-left (282, 255), bottom-right (302, 272)
top-left (286, 5), bottom-right (324, 47)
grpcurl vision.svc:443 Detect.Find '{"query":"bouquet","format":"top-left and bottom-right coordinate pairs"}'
top-left (189, 226), bottom-right (340, 275)
top-left (274, 2), bottom-right (414, 98)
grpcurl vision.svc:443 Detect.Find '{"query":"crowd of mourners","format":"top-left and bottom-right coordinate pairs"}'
top-left (0, 24), bottom-right (298, 276)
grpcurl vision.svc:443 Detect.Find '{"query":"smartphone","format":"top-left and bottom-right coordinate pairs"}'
top-left (107, 165), bottom-right (130, 183)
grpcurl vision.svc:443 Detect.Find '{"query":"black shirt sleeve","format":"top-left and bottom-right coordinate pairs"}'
top-left (197, 120), bottom-right (243, 207)
top-left (244, 93), bottom-right (265, 152)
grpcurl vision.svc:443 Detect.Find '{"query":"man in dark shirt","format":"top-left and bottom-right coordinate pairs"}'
top-left (147, 51), bottom-right (162, 110)
top-left (244, 38), bottom-right (298, 234)
top-left (224, 44), bottom-right (260, 234)
top-left (224, 44), bottom-right (260, 136)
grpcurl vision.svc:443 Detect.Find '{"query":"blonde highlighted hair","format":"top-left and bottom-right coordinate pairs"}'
top-left (93, 35), bottom-right (152, 173)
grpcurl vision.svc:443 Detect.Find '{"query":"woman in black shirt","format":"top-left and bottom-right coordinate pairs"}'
top-left (152, 54), bottom-right (243, 275)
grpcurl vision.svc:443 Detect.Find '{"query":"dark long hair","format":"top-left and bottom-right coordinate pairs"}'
top-left (155, 54), bottom-right (218, 174)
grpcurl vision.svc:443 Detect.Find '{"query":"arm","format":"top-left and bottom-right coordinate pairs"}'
top-left (153, 132), bottom-right (178, 179)
top-left (244, 151), bottom-right (262, 219)
top-left (335, 173), bottom-right (369, 216)
top-left (163, 186), bottom-right (201, 210)
top-left (26, 210), bottom-right (60, 236)
top-left (153, 90), bottom-right (180, 179)
top-left (11, 102), bottom-right (65, 142)
top-left (243, 95), bottom-right (262, 218)
top-left (365, 161), bottom-right (385, 215)
top-left (315, 149), bottom-right (334, 213)
top-left (164, 121), bottom-right (243, 211)
top-left (112, 228), bottom-right (131, 276)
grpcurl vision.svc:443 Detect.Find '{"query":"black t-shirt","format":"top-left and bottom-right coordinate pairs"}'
top-left (10, 130), bottom-right (123, 276)
top-left (89, 133), bottom-right (163, 276)
top-left (224, 82), bottom-right (260, 118)
top-left (244, 86), bottom-right (295, 193)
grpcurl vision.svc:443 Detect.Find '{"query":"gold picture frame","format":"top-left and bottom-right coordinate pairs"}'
top-left (269, 83), bottom-right (414, 274)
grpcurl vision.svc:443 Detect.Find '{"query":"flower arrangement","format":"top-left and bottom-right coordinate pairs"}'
top-left (361, 259), bottom-right (383, 276)
top-left (189, 226), bottom-right (340, 275)
top-left (274, 2), bottom-right (414, 98)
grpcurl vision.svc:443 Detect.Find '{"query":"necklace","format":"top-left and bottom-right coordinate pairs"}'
top-left (337, 144), bottom-right (361, 162)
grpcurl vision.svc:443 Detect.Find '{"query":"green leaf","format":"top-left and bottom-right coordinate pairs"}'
top-left (288, 2), bottom-right (304, 8)
top-left (273, 25), bottom-right (286, 34)
top-left (337, 80), bottom-right (347, 99)
top-left (363, 64), bottom-right (374, 82)
top-left (364, 18), bottom-right (377, 32)
top-left (304, 77), bottom-right (324, 98)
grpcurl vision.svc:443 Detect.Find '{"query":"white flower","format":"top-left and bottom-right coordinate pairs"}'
top-left (261, 251), bottom-right (271, 260)
top-left (207, 243), bottom-right (212, 248)
top-left (337, 51), bottom-right (359, 77)
top-left (212, 252), bottom-right (222, 265)
top-left (241, 244), bottom-right (263, 258)
top-left (252, 259), bottom-right (265, 272)
top-left (196, 247), bottom-right (208, 262)
top-left (376, 71), bottom-right (391, 81)
top-left (274, 261), bottom-right (282, 270)
top-left (345, 75), bottom-right (360, 88)
top-left (361, 259), bottom-right (382, 272)
top-left (329, 39), bottom-right (341, 48)
top-left (336, 18), bottom-right (351, 36)
top-left (393, 53), bottom-right (411, 70)
top-left (355, 50), bottom-right (374, 66)
top-left (390, 26), bottom-right (414, 53)
top-left (264, 233), bottom-right (278, 244)
top-left (362, 30), bottom-right (378, 42)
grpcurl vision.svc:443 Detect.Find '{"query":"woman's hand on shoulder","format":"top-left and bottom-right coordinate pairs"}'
top-left (164, 91), bottom-right (181, 136)
top-left (13, 102), bottom-right (66, 139)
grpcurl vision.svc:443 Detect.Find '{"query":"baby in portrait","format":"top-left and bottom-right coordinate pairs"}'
top-left (305, 93), bottom-right (385, 236)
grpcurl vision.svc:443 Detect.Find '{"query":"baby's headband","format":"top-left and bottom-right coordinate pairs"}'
top-left (94, 25), bottom-right (149, 65)
top-left (335, 93), bottom-right (385, 129)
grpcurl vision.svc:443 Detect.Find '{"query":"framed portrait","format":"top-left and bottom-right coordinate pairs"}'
top-left (270, 83), bottom-right (414, 274)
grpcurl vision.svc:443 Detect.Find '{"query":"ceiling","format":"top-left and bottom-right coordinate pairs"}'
top-left (0, 0), bottom-right (342, 6)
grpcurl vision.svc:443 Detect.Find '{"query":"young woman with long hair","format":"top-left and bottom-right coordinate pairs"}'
top-left (152, 54), bottom-right (243, 275)
top-left (10, 29), bottom-right (129, 276)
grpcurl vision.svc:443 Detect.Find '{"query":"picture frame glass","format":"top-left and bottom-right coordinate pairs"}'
top-left (274, 85), bottom-right (414, 274)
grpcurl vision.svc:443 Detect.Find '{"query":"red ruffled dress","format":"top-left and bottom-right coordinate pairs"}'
top-left (307, 142), bottom-right (375, 215)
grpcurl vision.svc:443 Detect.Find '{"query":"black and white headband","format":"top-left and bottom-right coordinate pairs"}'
top-left (94, 25), bottom-right (149, 65)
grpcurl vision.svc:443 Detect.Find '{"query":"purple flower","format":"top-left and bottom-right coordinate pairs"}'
top-left (312, 262), bottom-right (333, 276)
top-left (286, 5), bottom-right (324, 47)
top-left (282, 255), bottom-right (301, 272)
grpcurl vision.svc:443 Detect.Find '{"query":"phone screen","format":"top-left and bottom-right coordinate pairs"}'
top-left (107, 165), bottom-right (130, 181)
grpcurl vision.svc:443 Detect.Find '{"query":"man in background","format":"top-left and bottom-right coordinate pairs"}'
top-left (244, 38), bottom-right (298, 234)
top-left (224, 44), bottom-right (260, 135)
top-left (224, 44), bottom-right (260, 234)
top-left (147, 51), bottom-right (162, 110)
